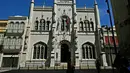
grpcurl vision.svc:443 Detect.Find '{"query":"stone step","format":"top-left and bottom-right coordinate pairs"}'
top-left (1, 69), bottom-right (118, 73)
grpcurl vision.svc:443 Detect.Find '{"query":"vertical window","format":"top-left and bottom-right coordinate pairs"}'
top-left (90, 18), bottom-right (94, 31)
top-left (15, 22), bottom-right (19, 33)
top-left (12, 38), bottom-right (15, 46)
top-left (40, 15), bottom-right (46, 31)
top-left (84, 20), bottom-right (90, 32)
top-left (16, 38), bottom-right (18, 45)
top-left (33, 42), bottom-right (47, 59)
top-left (20, 22), bottom-right (25, 33)
top-left (46, 17), bottom-right (51, 31)
top-left (41, 46), bottom-right (44, 59)
top-left (3, 37), bottom-right (7, 45)
top-left (21, 22), bottom-right (25, 29)
top-left (82, 42), bottom-right (95, 59)
top-left (82, 45), bottom-right (85, 59)
top-left (79, 18), bottom-right (84, 31)
top-left (37, 45), bottom-right (40, 59)
top-left (8, 22), bottom-right (14, 33)
top-left (40, 19), bottom-right (45, 31)
top-left (33, 46), bottom-right (37, 59)
top-left (35, 17), bottom-right (39, 31)
top-left (10, 22), bottom-right (14, 30)
top-left (7, 37), bottom-right (10, 46)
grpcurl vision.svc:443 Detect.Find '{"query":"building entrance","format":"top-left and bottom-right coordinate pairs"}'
top-left (61, 43), bottom-right (71, 62)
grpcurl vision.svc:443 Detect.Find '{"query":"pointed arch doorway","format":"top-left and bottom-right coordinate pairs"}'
top-left (60, 40), bottom-right (71, 62)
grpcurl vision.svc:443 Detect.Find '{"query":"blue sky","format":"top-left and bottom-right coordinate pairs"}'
top-left (0, 0), bottom-right (113, 26)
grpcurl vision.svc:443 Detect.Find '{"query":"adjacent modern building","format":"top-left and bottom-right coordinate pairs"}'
top-left (0, 0), bottom-right (104, 69)
top-left (1, 16), bottom-right (28, 67)
top-left (110, 0), bottom-right (130, 57)
top-left (99, 26), bottom-right (118, 67)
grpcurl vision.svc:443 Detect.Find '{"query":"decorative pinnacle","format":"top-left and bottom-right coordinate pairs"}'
top-left (31, 0), bottom-right (34, 3)
top-left (43, 2), bottom-right (45, 8)
top-left (94, 0), bottom-right (97, 5)
top-left (84, 4), bottom-right (86, 9)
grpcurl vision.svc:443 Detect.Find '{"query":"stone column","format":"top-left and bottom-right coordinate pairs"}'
top-left (0, 53), bottom-right (3, 67)
top-left (102, 52), bottom-right (108, 66)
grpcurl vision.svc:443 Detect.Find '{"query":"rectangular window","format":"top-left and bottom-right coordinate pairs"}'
top-left (3, 38), bottom-right (7, 45)
top-left (41, 46), bottom-right (44, 59)
top-left (33, 47), bottom-right (37, 59)
top-left (37, 46), bottom-right (40, 59)
top-left (7, 24), bottom-right (12, 33)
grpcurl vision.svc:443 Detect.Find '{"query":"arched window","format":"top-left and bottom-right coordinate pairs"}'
top-left (9, 22), bottom-right (14, 29)
top-left (3, 37), bottom-right (8, 49)
top-left (20, 22), bottom-right (25, 29)
top-left (12, 37), bottom-right (15, 46)
top-left (7, 37), bottom-right (10, 46)
top-left (40, 15), bottom-right (46, 31)
top-left (18, 22), bottom-right (25, 33)
top-left (13, 22), bottom-right (19, 33)
top-left (35, 17), bottom-right (39, 31)
top-left (15, 22), bottom-right (19, 29)
top-left (90, 18), bottom-right (94, 31)
top-left (33, 42), bottom-right (47, 59)
top-left (84, 20), bottom-right (90, 32)
top-left (46, 17), bottom-right (51, 31)
top-left (79, 18), bottom-right (84, 31)
top-left (8, 22), bottom-right (14, 33)
top-left (3, 37), bottom-right (7, 45)
top-left (40, 19), bottom-right (45, 31)
top-left (82, 42), bottom-right (95, 59)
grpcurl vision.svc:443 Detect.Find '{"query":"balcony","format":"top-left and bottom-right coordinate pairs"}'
top-left (6, 29), bottom-right (24, 36)
top-left (2, 45), bottom-right (22, 53)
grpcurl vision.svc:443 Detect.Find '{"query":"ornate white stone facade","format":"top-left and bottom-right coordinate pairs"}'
top-left (0, 0), bottom-right (102, 68)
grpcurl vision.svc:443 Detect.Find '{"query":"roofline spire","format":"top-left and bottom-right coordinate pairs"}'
top-left (31, 0), bottom-right (34, 3)
top-left (94, 0), bottom-right (97, 5)
top-left (43, 1), bottom-right (45, 8)
top-left (84, 4), bottom-right (86, 9)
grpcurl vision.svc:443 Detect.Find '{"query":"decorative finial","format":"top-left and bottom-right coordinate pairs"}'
top-left (84, 4), bottom-right (86, 9)
top-left (94, 0), bottom-right (97, 5)
top-left (31, 0), bottom-right (34, 3)
top-left (43, 1), bottom-right (45, 8)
